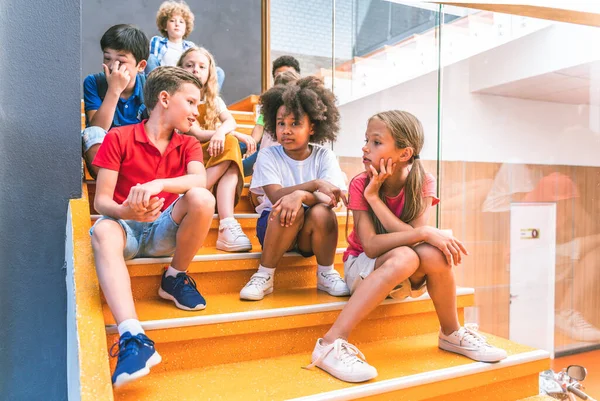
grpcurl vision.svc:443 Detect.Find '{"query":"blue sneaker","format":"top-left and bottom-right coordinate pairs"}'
top-left (109, 332), bottom-right (161, 387)
top-left (158, 271), bottom-right (206, 311)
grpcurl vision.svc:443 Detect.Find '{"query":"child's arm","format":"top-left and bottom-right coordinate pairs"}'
top-left (263, 180), bottom-right (345, 206)
top-left (269, 189), bottom-right (337, 227)
top-left (250, 123), bottom-right (264, 143)
top-left (94, 168), bottom-right (165, 221)
top-left (86, 63), bottom-right (132, 131)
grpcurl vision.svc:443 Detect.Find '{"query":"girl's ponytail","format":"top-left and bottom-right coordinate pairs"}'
top-left (400, 156), bottom-right (425, 223)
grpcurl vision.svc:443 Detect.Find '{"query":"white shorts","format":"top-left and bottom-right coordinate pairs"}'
top-left (344, 252), bottom-right (427, 300)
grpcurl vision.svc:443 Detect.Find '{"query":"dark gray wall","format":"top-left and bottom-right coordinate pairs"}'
top-left (0, 0), bottom-right (81, 399)
top-left (83, 0), bottom-right (262, 104)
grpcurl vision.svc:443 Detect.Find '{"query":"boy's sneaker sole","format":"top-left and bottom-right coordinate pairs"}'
top-left (317, 284), bottom-right (350, 297)
top-left (216, 239), bottom-right (252, 252)
top-left (158, 288), bottom-right (206, 311)
top-left (113, 351), bottom-right (162, 388)
top-left (240, 286), bottom-right (273, 301)
top-left (438, 338), bottom-right (506, 363)
top-left (314, 364), bottom-right (377, 383)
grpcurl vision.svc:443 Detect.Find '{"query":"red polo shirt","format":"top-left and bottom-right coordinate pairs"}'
top-left (93, 122), bottom-right (203, 211)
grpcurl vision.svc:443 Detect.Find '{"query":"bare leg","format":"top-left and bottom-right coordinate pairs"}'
top-left (92, 219), bottom-right (135, 324)
top-left (412, 243), bottom-right (460, 335)
top-left (170, 187), bottom-right (215, 270)
top-left (205, 160), bottom-right (231, 190)
top-left (322, 247), bottom-right (420, 343)
top-left (215, 163), bottom-right (238, 220)
top-left (260, 207), bottom-right (305, 268)
top-left (84, 144), bottom-right (101, 179)
top-left (296, 204), bottom-right (338, 266)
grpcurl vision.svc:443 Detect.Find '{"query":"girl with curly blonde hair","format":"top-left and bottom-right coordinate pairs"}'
top-left (178, 47), bottom-right (256, 252)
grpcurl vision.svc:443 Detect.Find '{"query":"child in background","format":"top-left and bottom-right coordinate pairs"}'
top-left (91, 67), bottom-right (215, 386)
top-left (240, 76), bottom-right (350, 301)
top-left (305, 110), bottom-right (507, 383)
top-left (148, 0), bottom-right (225, 90)
top-left (178, 47), bottom-right (254, 252)
top-left (82, 24), bottom-right (149, 178)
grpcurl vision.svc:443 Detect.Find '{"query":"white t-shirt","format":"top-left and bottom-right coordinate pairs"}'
top-left (162, 41), bottom-right (185, 66)
top-left (250, 144), bottom-right (347, 215)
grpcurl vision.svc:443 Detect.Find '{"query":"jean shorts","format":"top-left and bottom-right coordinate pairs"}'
top-left (90, 198), bottom-right (180, 260)
top-left (256, 206), bottom-right (313, 257)
top-left (82, 126), bottom-right (107, 153)
top-left (344, 252), bottom-right (427, 299)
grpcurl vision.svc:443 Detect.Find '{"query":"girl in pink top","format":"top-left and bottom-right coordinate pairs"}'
top-left (305, 110), bottom-right (507, 383)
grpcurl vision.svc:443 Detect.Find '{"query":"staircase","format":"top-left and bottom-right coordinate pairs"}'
top-left (68, 110), bottom-right (550, 400)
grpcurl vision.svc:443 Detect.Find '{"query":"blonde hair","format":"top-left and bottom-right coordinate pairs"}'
top-left (156, 0), bottom-right (194, 39)
top-left (347, 111), bottom-right (426, 238)
top-left (274, 70), bottom-right (301, 86)
top-left (177, 46), bottom-right (220, 129)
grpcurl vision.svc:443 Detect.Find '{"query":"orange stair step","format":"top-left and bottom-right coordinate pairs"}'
top-left (112, 332), bottom-right (549, 401)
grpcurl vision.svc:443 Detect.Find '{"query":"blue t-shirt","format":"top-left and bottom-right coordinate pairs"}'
top-left (83, 73), bottom-right (146, 128)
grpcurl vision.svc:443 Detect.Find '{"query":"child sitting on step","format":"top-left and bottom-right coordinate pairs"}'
top-left (305, 110), bottom-right (507, 383)
top-left (91, 67), bottom-right (215, 387)
top-left (240, 76), bottom-right (350, 301)
top-left (178, 47), bottom-right (254, 252)
top-left (148, 1), bottom-right (225, 90)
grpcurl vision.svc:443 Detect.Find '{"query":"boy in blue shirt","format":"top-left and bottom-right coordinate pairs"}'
top-left (82, 24), bottom-right (149, 178)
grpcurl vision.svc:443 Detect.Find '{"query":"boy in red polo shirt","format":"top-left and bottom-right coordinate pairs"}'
top-left (90, 66), bottom-right (215, 387)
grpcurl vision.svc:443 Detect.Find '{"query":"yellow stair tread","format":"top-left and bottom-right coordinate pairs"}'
top-left (103, 287), bottom-right (474, 328)
top-left (113, 332), bottom-right (548, 401)
top-left (518, 396), bottom-right (556, 400)
top-left (103, 287), bottom-right (349, 326)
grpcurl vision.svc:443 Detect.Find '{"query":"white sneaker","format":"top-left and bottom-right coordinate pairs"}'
top-left (556, 309), bottom-right (600, 342)
top-left (438, 327), bottom-right (507, 362)
top-left (216, 220), bottom-right (252, 252)
top-left (239, 272), bottom-right (274, 301)
top-left (317, 270), bottom-right (350, 297)
top-left (305, 338), bottom-right (377, 382)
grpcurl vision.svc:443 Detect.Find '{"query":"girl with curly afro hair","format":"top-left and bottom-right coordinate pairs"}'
top-left (240, 76), bottom-right (350, 302)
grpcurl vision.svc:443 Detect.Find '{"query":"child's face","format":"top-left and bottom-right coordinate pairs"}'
top-left (181, 51), bottom-right (210, 86)
top-left (166, 14), bottom-right (186, 40)
top-left (103, 48), bottom-right (146, 90)
top-left (164, 82), bottom-right (201, 133)
top-left (275, 106), bottom-right (314, 152)
top-left (362, 118), bottom-right (402, 171)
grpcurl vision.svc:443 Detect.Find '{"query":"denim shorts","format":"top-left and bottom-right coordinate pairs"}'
top-left (256, 206), bottom-right (313, 257)
top-left (82, 126), bottom-right (107, 153)
top-left (89, 198), bottom-right (180, 260)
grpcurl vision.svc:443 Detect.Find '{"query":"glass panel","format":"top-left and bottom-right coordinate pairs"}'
top-left (439, 5), bottom-right (600, 354)
top-left (333, 1), bottom-right (442, 204)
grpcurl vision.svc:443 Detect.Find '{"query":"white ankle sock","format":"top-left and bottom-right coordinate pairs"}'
top-left (220, 217), bottom-right (236, 226)
top-left (165, 265), bottom-right (184, 278)
top-left (317, 264), bottom-right (335, 273)
top-left (257, 265), bottom-right (275, 276)
top-left (118, 319), bottom-right (144, 336)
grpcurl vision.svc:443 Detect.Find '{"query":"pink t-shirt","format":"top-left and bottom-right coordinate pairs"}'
top-left (524, 172), bottom-right (579, 202)
top-left (343, 172), bottom-right (439, 261)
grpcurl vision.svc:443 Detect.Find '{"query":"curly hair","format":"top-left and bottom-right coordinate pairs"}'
top-left (272, 55), bottom-right (301, 78)
top-left (156, 0), bottom-right (194, 39)
top-left (177, 47), bottom-right (220, 129)
top-left (259, 76), bottom-right (339, 145)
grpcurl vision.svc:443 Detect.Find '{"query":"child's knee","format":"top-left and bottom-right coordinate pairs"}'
top-left (308, 204), bottom-right (337, 231)
top-left (385, 247), bottom-right (420, 277)
top-left (183, 187), bottom-right (215, 211)
top-left (414, 243), bottom-right (451, 273)
top-left (91, 219), bottom-right (125, 249)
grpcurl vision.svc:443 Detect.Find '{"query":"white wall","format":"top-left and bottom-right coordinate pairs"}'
top-left (336, 35), bottom-right (600, 167)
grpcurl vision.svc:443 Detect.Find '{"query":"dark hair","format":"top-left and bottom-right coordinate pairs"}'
top-left (259, 76), bottom-right (339, 145)
top-left (144, 66), bottom-right (202, 110)
top-left (272, 55), bottom-right (301, 78)
top-left (100, 24), bottom-right (149, 64)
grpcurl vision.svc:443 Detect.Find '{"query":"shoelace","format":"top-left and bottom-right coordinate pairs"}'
top-left (304, 339), bottom-right (366, 369)
top-left (226, 223), bottom-right (245, 239)
top-left (109, 333), bottom-right (154, 360)
top-left (172, 273), bottom-right (199, 295)
top-left (321, 271), bottom-right (344, 284)
top-left (458, 327), bottom-right (489, 348)
top-left (247, 273), bottom-right (270, 287)
top-left (569, 310), bottom-right (599, 331)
